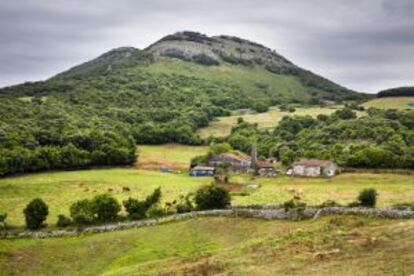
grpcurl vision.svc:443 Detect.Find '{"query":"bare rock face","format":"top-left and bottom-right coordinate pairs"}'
top-left (146, 31), bottom-right (294, 68)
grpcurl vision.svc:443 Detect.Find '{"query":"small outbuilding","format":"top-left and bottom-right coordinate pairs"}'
top-left (189, 165), bottom-right (216, 177)
top-left (256, 160), bottom-right (279, 177)
top-left (291, 159), bottom-right (337, 178)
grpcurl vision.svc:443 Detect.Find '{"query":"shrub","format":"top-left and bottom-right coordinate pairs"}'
top-left (147, 206), bottom-right (168, 218)
top-left (91, 194), bottom-right (121, 222)
top-left (357, 188), bottom-right (378, 208)
top-left (195, 185), bottom-right (231, 210)
top-left (176, 194), bottom-right (194, 213)
top-left (23, 198), bottom-right (49, 230)
top-left (56, 214), bottom-right (72, 227)
top-left (288, 106), bottom-right (296, 113)
top-left (70, 199), bottom-right (95, 224)
top-left (123, 198), bottom-right (147, 220)
top-left (123, 188), bottom-right (162, 219)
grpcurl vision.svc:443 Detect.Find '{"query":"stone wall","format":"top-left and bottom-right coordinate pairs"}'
top-left (1, 207), bottom-right (413, 239)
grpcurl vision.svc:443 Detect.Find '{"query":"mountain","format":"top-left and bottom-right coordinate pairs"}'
top-left (0, 31), bottom-right (369, 176)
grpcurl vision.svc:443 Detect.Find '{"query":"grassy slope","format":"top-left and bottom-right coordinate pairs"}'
top-left (1, 167), bottom-right (413, 226)
top-left (198, 106), bottom-right (340, 138)
top-left (363, 97), bottom-right (414, 110)
top-left (136, 144), bottom-right (208, 170)
top-left (142, 59), bottom-right (311, 100)
top-left (0, 216), bottom-right (413, 275)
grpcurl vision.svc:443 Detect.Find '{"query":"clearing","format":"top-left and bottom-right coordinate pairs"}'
top-left (198, 106), bottom-right (340, 138)
top-left (363, 97), bottom-right (414, 110)
top-left (136, 144), bottom-right (208, 170)
top-left (0, 216), bottom-right (413, 275)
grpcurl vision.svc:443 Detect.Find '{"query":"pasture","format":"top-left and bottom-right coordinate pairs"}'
top-left (0, 168), bottom-right (413, 227)
top-left (198, 106), bottom-right (340, 138)
top-left (136, 144), bottom-right (208, 170)
top-left (363, 96), bottom-right (414, 110)
top-left (0, 216), bottom-right (413, 275)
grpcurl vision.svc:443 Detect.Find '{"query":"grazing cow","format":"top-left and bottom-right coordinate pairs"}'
top-left (122, 187), bottom-right (131, 192)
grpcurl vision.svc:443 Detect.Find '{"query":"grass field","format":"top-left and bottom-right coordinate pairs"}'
top-left (1, 216), bottom-right (413, 275)
top-left (1, 168), bottom-right (413, 227)
top-left (136, 144), bottom-right (208, 170)
top-left (363, 97), bottom-right (414, 110)
top-left (198, 106), bottom-right (340, 138)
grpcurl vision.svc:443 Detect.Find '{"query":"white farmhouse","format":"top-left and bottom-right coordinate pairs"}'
top-left (291, 159), bottom-right (337, 178)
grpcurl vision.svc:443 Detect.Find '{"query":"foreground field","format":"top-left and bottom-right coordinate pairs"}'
top-left (198, 106), bottom-right (340, 138)
top-left (1, 168), bottom-right (413, 227)
top-left (363, 96), bottom-right (414, 110)
top-left (1, 216), bottom-right (413, 275)
top-left (136, 144), bottom-right (208, 170)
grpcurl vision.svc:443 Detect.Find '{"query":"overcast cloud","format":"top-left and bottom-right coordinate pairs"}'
top-left (1, 0), bottom-right (414, 93)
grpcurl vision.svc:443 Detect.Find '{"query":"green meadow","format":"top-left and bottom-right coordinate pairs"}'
top-left (0, 216), bottom-right (413, 275)
top-left (1, 167), bottom-right (413, 227)
top-left (363, 96), bottom-right (414, 110)
top-left (198, 106), bottom-right (340, 137)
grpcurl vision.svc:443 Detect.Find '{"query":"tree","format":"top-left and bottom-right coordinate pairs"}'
top-left (357, 188), bottom-right (378, 207)
top-left (70, 199), bottom-right (95, 224)
top-left (334, 108), bottom-right (356, 120)
top-left (23, 198), bottom-right (49, 230)
top-left (91, 194), bottom-right (121, 222)
top-left (195, 185), bottom-right (231, 210)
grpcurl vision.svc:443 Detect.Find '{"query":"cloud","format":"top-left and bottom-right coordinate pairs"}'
top-left (0, 0), bottom-right (413, 93)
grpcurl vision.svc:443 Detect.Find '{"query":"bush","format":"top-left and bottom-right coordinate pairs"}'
top-left (147, 206), bottom-right (168, 218)
top-left (70, 199), bottom-right (95, 224)
top-left (176, 194), bottom-right (194, 213)
top-left (91, 194), bottom-right (121, 222)
top-left (56, 214), bottom-right (72, 227)
top-left (357, 188), bottom-right (378, 208)
top-left (288, 106), bottom-right (296, 113)
top-left (23, 198), bottom-right (49, 230)
top-left (123, 198), bottom-right (147, 220)
top-left (123, 188), bottom-right (162, 220)
top-left (195, 185), bottom-right (231, 210)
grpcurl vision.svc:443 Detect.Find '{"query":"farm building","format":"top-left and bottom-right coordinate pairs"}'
top-left (291, 159), bottom-right (337, 177)
top-left (256, 160), bottom-right (279, 177)
top-left (209, 152), bottom-right (251, 172)
top-left (189, 166), bottom-right (215, 177)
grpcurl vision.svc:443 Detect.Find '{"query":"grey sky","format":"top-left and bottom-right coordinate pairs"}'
top-left (1, 0), bottom-right (413, 93)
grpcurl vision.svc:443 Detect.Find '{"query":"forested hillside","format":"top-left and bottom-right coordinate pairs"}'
top-left (0, 31), bottom-right (368, 176)
top-left (224, 108), bottom-right (414, 169)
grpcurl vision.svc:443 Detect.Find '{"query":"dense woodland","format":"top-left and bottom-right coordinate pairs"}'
top-left (223, 107), bottom-right (414, 169)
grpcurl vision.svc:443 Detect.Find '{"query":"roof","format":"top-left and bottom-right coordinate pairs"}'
top-left (214, 152), bottom-right (251, 162)
top-left (256, 160), bottom-right (274, 168)
top-left (293, 159), bottom-right (334, 167)
top-left (191, 165), bottom-right (215, 171)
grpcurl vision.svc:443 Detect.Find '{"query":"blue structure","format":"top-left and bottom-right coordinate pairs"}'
top-left (189, 166), bottom-right (215, 177)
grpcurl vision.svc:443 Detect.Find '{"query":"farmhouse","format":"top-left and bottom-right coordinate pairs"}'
top-left (291, 159), bottom-right (337, 177)
top-left (209, 152), bottom-right (251, 172)
top-left (189, 165), bottom-right (215, 177)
